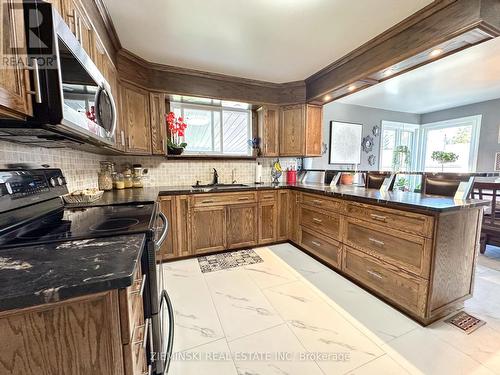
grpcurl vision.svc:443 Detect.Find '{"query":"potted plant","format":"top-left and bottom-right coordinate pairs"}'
top-left (431, 151), bottom-right (459, 172)
top-left (340, 172), bottom-right (355, 185)
top-left (166, 112), bottom-right (188, 155)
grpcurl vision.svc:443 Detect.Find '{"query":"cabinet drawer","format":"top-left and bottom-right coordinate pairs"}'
top-left (343, 246), bottom-right (428, 317)
top-left (192, 192), bottom-right (257, 207)
top-left (301, 193), bottom-right (342, 212)
top-left (259, 190), bottom-right (277, 201)
top-left (345, 202), bottom-right (433, 237)
top-left (344, 218), bottom-right (430, 278)
top-left (119, 263), bottom-right (145, 344)
top-left (300, 205), bottom-right (340, 240)
top-left (300, 227), bottom-right (341, 268)
top-left (123, 319), bottom-right (149, 375)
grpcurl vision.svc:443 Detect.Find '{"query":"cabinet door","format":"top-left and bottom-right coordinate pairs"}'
top-left (150, 92), bottom-right (166, 155)
top-left (121, 82), bottom-right (152, 154)
top-left (279, 104), bottom-right (305, 156)
top-left (288, 191), bottom-right (300, 243)
top-left (175, 195), bottom-right (190, 258)
top-left (62, 0), bottom-right (93, 57)
top-left (305, 104), bottom-right (323, 156)
top-left (227, 204), bottom-right (258, 249)
top-left (191, 206), bottom-right (226, 254)
top-left (158, 196), bottom-right (175, 260)
top-left (257, 105), bottom-right (279, 156)
top-left (258, 200), bottom-right (277, 244)
top-left (0, 0), bottom-right (32, 119)
top-left (277, 190), bottom-right (289, 241)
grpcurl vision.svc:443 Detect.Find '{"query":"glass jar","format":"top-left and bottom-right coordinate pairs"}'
top-left (113, 173), bottom-right (125, 190)
top-left (123, 174), bottom-right (133, 188)
top-left (132, 175), bottom-right (144, 188)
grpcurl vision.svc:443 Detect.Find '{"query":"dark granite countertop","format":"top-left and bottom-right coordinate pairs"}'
top-left (91, 183), bottom-right (489, 213)
top-left (0, 234), bottom-right (145, 312)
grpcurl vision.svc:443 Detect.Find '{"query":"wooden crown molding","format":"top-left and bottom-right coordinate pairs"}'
top-left (92, 0), bottom-right (122, 52)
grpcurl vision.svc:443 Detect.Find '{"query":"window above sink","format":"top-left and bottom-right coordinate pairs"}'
top-left (170, 96), bottom-right (253, 157)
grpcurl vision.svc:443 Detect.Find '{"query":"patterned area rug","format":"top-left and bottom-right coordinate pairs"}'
top-left (198, 249), bottom-right (263, 273)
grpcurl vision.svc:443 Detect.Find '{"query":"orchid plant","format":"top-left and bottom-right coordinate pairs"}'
top-left (166, 112), bottom-right (188, 149)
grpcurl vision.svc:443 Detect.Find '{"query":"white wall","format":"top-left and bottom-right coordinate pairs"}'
top-left (305, 102), bottom-right (420, 171)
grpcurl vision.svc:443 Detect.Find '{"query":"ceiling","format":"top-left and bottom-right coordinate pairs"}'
top-left (337, 37), bottom-right (500, 114)
top-left (102, 0), bottom-right (432, 83)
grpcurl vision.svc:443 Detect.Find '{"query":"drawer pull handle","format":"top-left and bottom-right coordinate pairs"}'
top-left (367, 269), bottom-right (383, 280)
top-left (370, 214), bottom-right (387, 222)
top-left (368, 238), bottom-right (385, 247)
top-left (312, 217), bottom-right (322, 223)
top-left (238, 197), bottom-right (250, 201)
top-left (201, 200), bottom-right (214, 204)
top-left (131, 318), bottom-right (151, 348)
top-left (311, 240), bottom-right (321, 247)
top-left (312, 199), bottom-right (322, 205)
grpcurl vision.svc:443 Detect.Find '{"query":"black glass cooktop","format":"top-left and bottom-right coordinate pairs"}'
top-left (0, 204), bottom-right (155, 248)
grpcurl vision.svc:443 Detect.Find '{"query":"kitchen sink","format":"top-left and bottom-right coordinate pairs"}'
top-left (192, 183), bottom-right (248, 189)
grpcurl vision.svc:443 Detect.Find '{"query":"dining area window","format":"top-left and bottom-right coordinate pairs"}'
top-left (379, 121), bottom-right (419, 172)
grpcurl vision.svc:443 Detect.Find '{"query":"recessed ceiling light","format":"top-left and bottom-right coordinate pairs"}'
top-left (430, 49), bottom-right (443, 57)
top-left (348, 85), bottom-right (356, 92)
top-left (323, 95), bottom-right (331, 101)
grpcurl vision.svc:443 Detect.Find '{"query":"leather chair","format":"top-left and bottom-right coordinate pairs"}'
top-left (364, 172), bottom-right (394, 190)
top-left (422, 173), bottom-right (472, 197)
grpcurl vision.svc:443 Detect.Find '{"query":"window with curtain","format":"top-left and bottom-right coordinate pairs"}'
top-left (170, 100), bottom-right (252, 156)
top-left (419, 115), bottom-right (481, 172)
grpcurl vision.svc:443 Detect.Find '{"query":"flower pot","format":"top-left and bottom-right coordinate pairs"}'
top-left (168, 146), bottom-right (185, 155)
top-left (340, 173), bottom-right (354, 185)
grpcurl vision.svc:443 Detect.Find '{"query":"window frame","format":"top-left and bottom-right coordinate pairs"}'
top-left (417, 115), bottom-right (482, 173)
top-left (170, 101), bottom-right (253, 156)
top-left (379, 121), bottom-right (420, 172)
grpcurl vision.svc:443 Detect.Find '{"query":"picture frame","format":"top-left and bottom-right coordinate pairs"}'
top-left (328, 121), bottom-right (363, 164)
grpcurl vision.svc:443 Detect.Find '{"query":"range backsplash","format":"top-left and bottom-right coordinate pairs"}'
top-left (0, 141), bottom-right (299, 192)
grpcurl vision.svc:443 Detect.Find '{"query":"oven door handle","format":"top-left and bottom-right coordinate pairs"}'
top-left (155, 211), bottom-right (168, 251)
top-left (160, 289), bottom-right (174, 374)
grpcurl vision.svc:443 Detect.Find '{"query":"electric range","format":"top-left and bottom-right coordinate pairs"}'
top-left (0, 168), bottom-right (173, 374)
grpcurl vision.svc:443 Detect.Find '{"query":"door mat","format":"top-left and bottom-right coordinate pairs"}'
top-left (445, 311), bottom-right (485, 334)
top-left (198, 249), bottom-right (263, 273)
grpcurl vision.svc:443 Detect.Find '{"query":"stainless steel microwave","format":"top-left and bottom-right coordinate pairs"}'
top-left (0, 1), bottom-right (117, 148)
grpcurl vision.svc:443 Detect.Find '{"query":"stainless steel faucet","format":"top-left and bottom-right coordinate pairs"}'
top-left (211, 168), bottom-right (219, 185)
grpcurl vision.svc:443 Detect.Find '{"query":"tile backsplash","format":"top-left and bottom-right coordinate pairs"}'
top-left (0, 141), bottom-right (299, 192)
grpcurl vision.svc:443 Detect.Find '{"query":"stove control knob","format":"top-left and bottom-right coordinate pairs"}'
top-left (57, 177), bottom-right (64, 186)
top-left (49, 177), bottom-right (57, 187)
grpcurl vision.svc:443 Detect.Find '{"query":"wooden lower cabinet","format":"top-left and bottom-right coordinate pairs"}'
top-left (259, 192), bottom-right (277, 244)
top-left (300, 226), bottom-right (342, 269)
top-left (158, 195), bottom-right (190, 260)
top-left (342, 246), bottom-right (428, 317)
top-left (0, 291), bottom-right (125, 375)
top-left (191, 206), bottom-right (226, 254)
top-left (227, 203), bottom-right (258, 249)
top-left (277, 190), bottom-right (289, 241)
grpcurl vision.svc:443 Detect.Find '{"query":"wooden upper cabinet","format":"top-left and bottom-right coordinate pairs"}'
top-left (61, 0), bottom-right (93, 58)
top-left (279, 104), bottom-right (305, 156)
top-left (150, 92), bottom-right (167, 155)
top-left (257, 105), bottom-right (279, 157)
top-left (120, 82), bottom-right (152, 154)
top-left (279, 104), bottom-right (322, 157)
top-left (305, 104), bottom-right (323, 156)
top-left (0, 0), bottom-right (33, 119)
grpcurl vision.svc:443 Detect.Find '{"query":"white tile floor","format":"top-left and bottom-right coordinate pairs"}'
top-left (163, 244), bottom-right (500, 375)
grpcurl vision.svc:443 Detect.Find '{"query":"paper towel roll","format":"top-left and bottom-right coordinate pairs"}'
top-left (255, 163), bottom-right (262, 184)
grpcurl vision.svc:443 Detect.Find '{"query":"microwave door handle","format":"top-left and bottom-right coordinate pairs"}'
top-left (155, 211), bottom-right (168, 251)
top-left (106, 83), bottom-right (117, 138)
top-left (25, 58), bottom-right (42, 103)
top-left (160, 290), bottom-right (174, 374)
